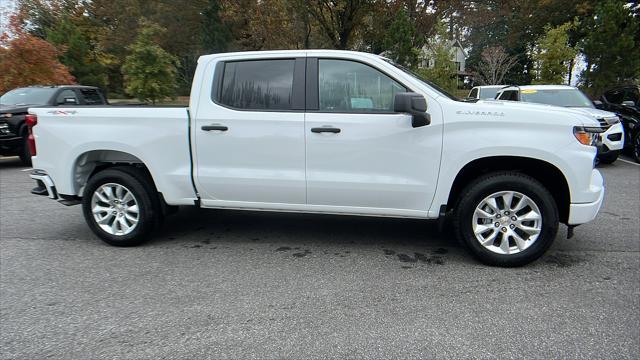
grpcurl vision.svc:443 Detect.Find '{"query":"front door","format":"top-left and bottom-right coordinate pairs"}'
top-left (304, 58), bottom-right (442, 214)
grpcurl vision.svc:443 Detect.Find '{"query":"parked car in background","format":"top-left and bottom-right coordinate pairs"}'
top-left (467, 85), bottom-right (505, 100)
top-left (596, 85), bottom-right (640, 163)
top-left (27, 50), bottom-right (606, 267)
top-left (495, 85), bottom-right (624, 164)
top-left (0, 85), bottom-right (108, 165)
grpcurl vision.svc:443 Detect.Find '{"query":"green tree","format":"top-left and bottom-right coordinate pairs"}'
top-left (46, 16), bottom-right (108, 88)
top-left (121, 19), bottom-right (178, 104)
top-left (414, 23), bottom-right (457, 93)
top-left (201, 0), bottom-right (231, 53)
top-left (304, 0), bottom-right (374, 49)
top-left (532, 21), bottom-right (578, 84)
top-left (382, 9), bottom-right (420, 67)
top-left (579, 0), bottom-right (640, 95)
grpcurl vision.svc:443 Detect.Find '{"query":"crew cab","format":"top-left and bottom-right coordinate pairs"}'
top-left (27, 50), bottom-right (605, 267)
top-left (495, 85), bottom-right (625, 164)
top-left (0, 85), bottom-right (107, 165)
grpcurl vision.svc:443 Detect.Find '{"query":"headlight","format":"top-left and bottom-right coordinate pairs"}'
top-left (604, 116), bottom-right (620, 125)
top-left (573, 126), bottom-right (604, 146)
top-left (1, 113), bottom-right (12, 118)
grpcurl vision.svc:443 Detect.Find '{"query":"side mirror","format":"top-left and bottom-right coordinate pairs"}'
top-left (394, 92), bottom-right (431, 128)
top-left (593, 100), bottom-right (603, 109)
top-left (64, 97), bottom-right (78, 104)
top-left (622, 100), bottom-right (635, 107)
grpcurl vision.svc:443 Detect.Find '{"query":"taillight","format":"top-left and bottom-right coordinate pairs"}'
top-left (25, 114), bottom-right (37, 156)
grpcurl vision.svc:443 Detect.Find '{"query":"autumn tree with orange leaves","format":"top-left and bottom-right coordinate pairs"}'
top-left (0, 16), bottom-right (75, 94)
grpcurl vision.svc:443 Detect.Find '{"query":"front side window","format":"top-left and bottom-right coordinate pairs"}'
top-left (56, 89), bottom-right (78, 105)
top-left (469, 88), bottom-right (478, 98)
top-left (220, 59), bottom-right (295, 110)
top-left (499, 90), bottom-right (518, 101)
top-left (318, 59), bottom-right (405, 112)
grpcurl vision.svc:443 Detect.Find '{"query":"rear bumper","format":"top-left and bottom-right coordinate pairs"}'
top-left (30, 170), bottom-right (58, 199)
top-left (567, 169), bottom-right (604, 225)
top-left (0, 135), bottom-right (22, 153)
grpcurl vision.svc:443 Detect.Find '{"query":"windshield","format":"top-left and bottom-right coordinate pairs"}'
top-left (0, 88), bottom-right (55, 106)
top-left (520, 88), bottom-right (594, 108)
top-left (480, 88), bottom-right (499, 99)
top-left (381, 58), bottom-right (460, 101)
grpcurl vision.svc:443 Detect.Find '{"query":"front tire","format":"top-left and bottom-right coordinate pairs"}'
top-left (632, 131), bottom-right (640, 163)
top-left (82, 167), bottom-right (161, 246)
top-left (597, 150), bottom-right (619, 164)
top-left (453, 172), bottom-right (559, 267)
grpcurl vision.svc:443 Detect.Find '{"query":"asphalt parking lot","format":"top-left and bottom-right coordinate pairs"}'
top-left (1, 155), bottom-right (638, 359)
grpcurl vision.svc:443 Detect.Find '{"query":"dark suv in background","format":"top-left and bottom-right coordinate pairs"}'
top-left (0, 85), bottom-right (108, 165)
top-left (596, 85), bottom-right (640, 163)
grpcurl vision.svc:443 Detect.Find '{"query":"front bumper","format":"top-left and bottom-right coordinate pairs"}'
top-left (30, 170), bottom-right (58, 199)
top-left (599, 122), bottom-right (624, 152)
top-left (567, 169), bottom-right (604, 225)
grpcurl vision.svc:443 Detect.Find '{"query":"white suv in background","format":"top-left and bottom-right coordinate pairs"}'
top-left (495, 85), bottom-right (625, 164)
top-left (467, 85), bottom-right (505, 100)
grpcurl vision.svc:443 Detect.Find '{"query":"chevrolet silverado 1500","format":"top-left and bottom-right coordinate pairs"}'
top-left (27, 50), bottom-right (605, 266)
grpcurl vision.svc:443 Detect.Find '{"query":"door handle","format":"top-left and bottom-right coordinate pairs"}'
top-left (201, 124), bottom-right (228, 131)
top-left (311, 127), bottom-right (341, 134)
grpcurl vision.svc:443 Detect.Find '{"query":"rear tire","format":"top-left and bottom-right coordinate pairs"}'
top-left (82, 167), bottom-right (161, 246)
top-left (453, 172), bottom-right (559, 267)
top-left (18, 134), bottom-right (32, 166)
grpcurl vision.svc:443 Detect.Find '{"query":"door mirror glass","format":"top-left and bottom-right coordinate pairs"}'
top-left (394, 92), bottom-right (430, 127)
top-left (63, 97), bottom-right (77, 104)
top-left (592, 100), bottom-right (603, 109)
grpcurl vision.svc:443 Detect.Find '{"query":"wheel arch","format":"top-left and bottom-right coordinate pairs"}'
top-left (445, 156), bottom-right (571, 223)
top-left (71, 149), bottom-right (155, 197)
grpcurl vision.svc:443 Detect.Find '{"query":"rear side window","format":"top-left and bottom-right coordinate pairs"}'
top-left (80, 89), bottom-right (103, 105)
top-left (469, 88), bottom-right (478, 98)
top-left (623, 88), bottom-right (639, 105)
top-left (219, 59), bottom-right (295, 110)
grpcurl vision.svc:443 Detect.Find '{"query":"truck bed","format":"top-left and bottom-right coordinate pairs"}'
top-left (29, 106), bottom-right (197, 205)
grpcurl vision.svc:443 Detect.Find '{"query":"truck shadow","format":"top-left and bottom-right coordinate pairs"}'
top-left (152, 207), bottom-right (587, 268)
top-left (155, 206), bottom-right (457, 249)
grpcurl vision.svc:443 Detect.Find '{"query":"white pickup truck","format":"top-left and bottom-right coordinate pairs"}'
top-left (28, 50), bottom-right (605, 266)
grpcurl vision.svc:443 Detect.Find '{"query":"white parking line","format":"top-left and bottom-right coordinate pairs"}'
top-left (618, 158), bottom-right (639, 166)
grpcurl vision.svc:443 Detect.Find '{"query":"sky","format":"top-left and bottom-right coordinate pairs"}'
top-left (0, 0), bottom-right (15, 35)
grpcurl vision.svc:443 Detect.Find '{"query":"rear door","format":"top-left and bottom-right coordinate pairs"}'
top-left (193, 57), bottom-right (307, 206)
top-left (304, 58), bottom-right (442, 214)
